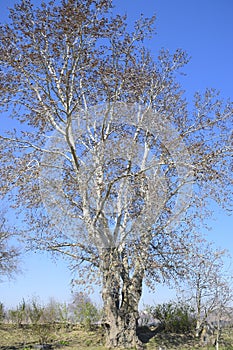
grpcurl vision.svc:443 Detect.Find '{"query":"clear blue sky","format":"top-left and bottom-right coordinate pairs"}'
top-left (0, 0), bottom-right (232, 309)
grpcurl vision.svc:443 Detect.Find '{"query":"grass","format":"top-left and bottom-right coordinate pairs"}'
top-left (0, 323), bottom-right (233, 349)
top-left (0, 323), bottom-right (105, 349)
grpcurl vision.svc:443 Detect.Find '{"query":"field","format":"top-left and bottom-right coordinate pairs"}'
top-left (0, 323), bottom-right (233, 350)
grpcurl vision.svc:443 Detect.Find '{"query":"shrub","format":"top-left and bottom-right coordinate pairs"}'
top-left (75, 301), bottom-right (100, 329)
top-left (146, 301), bottom-right (196, 333)
top-left (70, 292), bottom-right (101, 330)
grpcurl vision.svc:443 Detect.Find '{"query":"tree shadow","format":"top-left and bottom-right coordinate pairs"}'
top-left (137, 325), bottom-right (198, 348)
top-left (137, 325), bottom-right (163, 343)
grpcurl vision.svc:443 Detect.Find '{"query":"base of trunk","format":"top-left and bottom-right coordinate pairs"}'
top-left (104, 314), bottom-right (144, 349)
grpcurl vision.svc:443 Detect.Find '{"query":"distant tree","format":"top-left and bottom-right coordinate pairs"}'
top-left (28, 297), bottom-right (44, 324)
top-left (25, 297), bottom-right (57, 345)
top-left (213, 280), bottom-right (233, 350)
top-left (8, 299), bottom-right (27, 326)
top-left (0, 0), bottom-right (232, 348)
top-left (59, 302), bottom-right (70, 326)
top-left (176, 239), bottom-right (233, 341)
top-left (42, 297), bottom-right (61, 323)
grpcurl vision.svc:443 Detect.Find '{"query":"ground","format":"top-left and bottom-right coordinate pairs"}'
top-left (0, 323), bottom-right (233, 349)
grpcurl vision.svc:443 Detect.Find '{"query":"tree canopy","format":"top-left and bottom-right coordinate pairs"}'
top-left (0, 213), bottom-right (21, 280)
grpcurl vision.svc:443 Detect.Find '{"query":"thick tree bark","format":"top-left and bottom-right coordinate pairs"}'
top-left (101, 249), bottom-right (144, 349)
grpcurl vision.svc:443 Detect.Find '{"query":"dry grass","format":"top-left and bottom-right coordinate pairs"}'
top-left (0, 323), bottom-right (105, 349)
top-left (0, 323), bottom-right (233, 350)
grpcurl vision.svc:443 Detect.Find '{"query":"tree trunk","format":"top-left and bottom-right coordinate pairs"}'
top-left (195, 319), bottom-right (202, 337)
top-left (215, 313), bottom-right (220, 350)
top-left (101, 249), bottom-right (144, 349)
top-left (195, 283), bottom-right (203, 338)
top-left (103, 303), bottom-right (142, 349)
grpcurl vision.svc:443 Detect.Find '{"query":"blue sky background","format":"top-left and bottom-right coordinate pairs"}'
top-left (0, 0), bottom-right (232, 308)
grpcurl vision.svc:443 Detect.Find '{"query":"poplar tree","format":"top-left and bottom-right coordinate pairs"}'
top-left (0, 0), bottom-right (232, 347)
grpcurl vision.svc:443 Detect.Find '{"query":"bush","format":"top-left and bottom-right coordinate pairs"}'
top-left (146, 301), bottom-right (196, 333)
top-left (70, 292), bottom-right (101, 329)
top-left (75, 301), bottom-right (100, 329)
